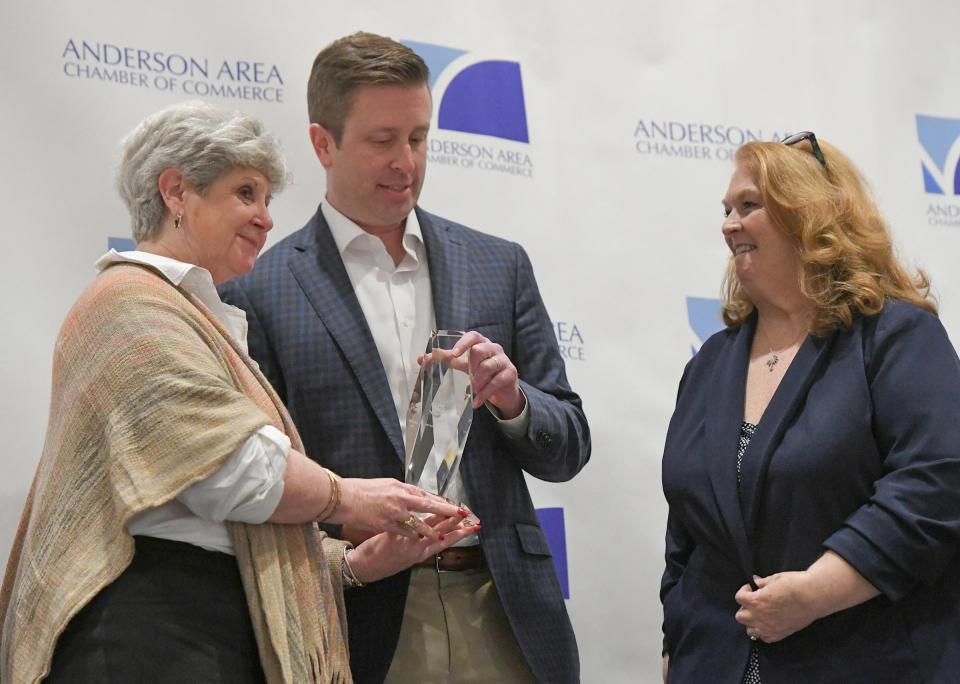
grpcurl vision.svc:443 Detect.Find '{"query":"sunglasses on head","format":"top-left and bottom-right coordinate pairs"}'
top-left (780, 131), bottom-right (827, 169)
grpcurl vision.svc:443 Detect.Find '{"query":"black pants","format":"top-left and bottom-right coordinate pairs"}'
top-left (47, 536), bottom-right (266, 683)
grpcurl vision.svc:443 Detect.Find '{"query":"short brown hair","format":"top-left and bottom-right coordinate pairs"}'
top-left (307, 32), bottom-right (430, 143)
top-left (722, 138), bottom-right (936, 336)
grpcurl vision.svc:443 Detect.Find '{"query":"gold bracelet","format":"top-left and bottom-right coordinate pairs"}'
top-left (317, 469), bottom-right (342, 522)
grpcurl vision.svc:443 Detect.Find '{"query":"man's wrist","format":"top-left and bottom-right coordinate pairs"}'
top-left (489, 388), bottom-right (526, 420)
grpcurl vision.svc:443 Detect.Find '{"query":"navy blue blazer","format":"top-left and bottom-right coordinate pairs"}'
top-left (661, 300), bottom-right (960, 683)
top-left (220, 206), bottom-right (589, 683)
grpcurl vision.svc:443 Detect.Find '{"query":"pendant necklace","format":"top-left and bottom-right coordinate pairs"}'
top-left (759, 327), bottom-right (780, 372)
top-left (759, 315), bottom-right (811, 373)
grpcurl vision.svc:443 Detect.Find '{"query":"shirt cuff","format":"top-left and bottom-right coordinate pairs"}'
top-left (177, 424), bottom-right (291, 524)
top-left (484, 387), bottom-right (530, 439)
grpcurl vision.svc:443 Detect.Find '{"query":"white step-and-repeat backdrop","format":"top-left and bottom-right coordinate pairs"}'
top-left (3, 2), bottom-right (960, 681)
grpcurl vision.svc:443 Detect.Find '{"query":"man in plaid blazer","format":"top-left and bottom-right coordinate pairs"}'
top-left (220, 32), bottom-right (590, 683)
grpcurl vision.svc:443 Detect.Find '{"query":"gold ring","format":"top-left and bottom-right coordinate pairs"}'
top-left (491, 357), bottom-right (503, 371)
top-left (402, 514), bottom-right (417, 529)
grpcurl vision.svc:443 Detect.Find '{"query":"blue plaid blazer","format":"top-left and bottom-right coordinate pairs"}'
top-left (219, 206), bottom-right (590, 683)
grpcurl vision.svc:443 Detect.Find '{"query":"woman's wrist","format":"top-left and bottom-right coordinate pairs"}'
top-left (324, 476), bottom-right (357, 525)
top-left (341, 546), bottom-right (364, 588)
top-left (344, 539), bottom-right (383, 585)
top-left (802, 551), bottom-right (880, 621)
top-left (795, 569), bottom-right (829, 622)
top-left (316, 469), bottom-right (341, 522)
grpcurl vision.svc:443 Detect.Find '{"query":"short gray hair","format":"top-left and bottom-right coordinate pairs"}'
top-left (116, 101), bottom-right (289, 241)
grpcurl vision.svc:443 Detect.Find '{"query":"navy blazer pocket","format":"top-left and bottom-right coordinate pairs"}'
top-left (470, 306), bottom-right (511, 329)
top-left (515, 522), bottom-right (552, 557)
top-left (469, 315), bottom-right (512, 357)
top-left (473, 321), bottom-right (510, 333)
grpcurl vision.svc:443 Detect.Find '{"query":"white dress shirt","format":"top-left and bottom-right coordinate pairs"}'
top-left (323, 202), bottom-right (529, 541)
top-left (324, 204), bottom-right (435, 434)
top-left (95, 249), bottom-right (290, 555)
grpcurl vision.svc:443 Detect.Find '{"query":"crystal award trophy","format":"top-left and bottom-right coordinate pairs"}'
top-left (404, 330), bottom-right (475, 518)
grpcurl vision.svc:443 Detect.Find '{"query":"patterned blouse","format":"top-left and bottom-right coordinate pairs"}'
top-left (738, 422), bottom-right (761, 684)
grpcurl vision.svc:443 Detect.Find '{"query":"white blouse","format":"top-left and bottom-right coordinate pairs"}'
top-left (96, 249), bottom-right (290, 555)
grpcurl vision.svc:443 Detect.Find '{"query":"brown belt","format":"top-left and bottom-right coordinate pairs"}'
top-left (415, 545), bottom-right (485, 571)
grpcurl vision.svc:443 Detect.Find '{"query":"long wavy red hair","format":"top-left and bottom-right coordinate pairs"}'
top-left (722, 138), bottom-right (936, 335)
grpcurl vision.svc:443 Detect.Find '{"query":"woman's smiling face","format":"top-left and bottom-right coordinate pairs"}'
top-left (179, 166), bottom-right (274, 285)
top-left (721, 164), bottom-right (801, 304)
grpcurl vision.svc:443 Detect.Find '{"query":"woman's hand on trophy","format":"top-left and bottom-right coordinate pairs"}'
top-left (346, 513), bottom-right (482, 584)
top-left (331, 477), bottom-right (467, 540)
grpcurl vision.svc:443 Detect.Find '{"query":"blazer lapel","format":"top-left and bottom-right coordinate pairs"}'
top-left (738, 327), bottom-right (837, 535)
top-left (705, 317), bottom-right (756, 580)
top-left (287, 208), bottom-right (405, 460)
top-left (419, 209), bottom-right (469, 333)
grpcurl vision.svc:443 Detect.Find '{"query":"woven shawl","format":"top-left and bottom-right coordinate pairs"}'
top-left (0, 263), bottom-right (352, 683)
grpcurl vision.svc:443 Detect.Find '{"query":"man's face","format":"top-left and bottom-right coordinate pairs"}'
top-left (310, 84), bottom-right (432, 233)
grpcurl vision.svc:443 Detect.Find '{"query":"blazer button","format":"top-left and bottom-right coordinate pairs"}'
top-left (536, 430), bottom-right (552, 447)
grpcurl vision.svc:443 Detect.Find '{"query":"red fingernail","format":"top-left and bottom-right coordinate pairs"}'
top-left (439, 534), bottom-right (446, 541)
top-left (458, 508), bottom-right (468, 517)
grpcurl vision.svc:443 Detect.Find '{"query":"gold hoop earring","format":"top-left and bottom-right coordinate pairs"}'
top-left (174, 212), bottom-right (183, 230)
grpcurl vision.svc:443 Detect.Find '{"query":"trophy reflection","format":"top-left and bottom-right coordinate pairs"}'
top-left (404, 330), bottom-right (476, 522)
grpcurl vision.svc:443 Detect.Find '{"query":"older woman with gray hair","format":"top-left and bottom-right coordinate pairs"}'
top-left (0, 101), bottom-right (478, 684)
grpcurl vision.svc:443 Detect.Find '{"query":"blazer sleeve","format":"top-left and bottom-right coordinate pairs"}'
top-left (660, 359), bottom-right (697, 655)
top-left (499, 243), bottom-right (591, 483)
top-left (823, 306), bottom-right (960, 601)
top-left (661, 509), bottom-right (696, 656)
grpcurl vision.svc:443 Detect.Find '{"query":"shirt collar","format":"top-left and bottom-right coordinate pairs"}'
top-left (94, 249), bottom-right (248, 348)
top-left (96, 248), bottom-right (214, 292)
top-left (321, 200), bottom-right (424, 259)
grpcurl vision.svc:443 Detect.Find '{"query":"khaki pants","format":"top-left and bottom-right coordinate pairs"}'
top-left (385, 567), bottom-right (537, 683)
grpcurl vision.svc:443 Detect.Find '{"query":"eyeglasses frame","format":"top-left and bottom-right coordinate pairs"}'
top-left (781, 130), bottom-right (827, 169)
